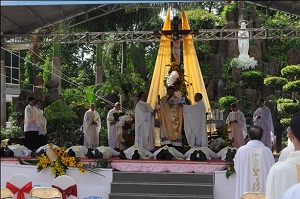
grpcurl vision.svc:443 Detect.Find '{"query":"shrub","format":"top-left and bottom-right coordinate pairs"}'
top-left (277, 102), bottom-right (300, 117)
top-left (283, 80), bottom-right (300, 93)
top-left (281, 65), bottom-right (300, 80)
top-left (218, 96), bottom-right (237, 111)
top-left (241, 70), bottom-right (264, 90)
top-left (44, 100), bottom-right (78, 146)
top-left (264, 76), bottom-right (288, 90)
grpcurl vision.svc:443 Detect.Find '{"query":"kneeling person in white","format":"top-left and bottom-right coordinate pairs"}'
top-left (184, 147), bottom-right (218, 160)
top-left (153, 145), bottom-right (184, 159)
top-left (123, 145), bottom-right (153, 159)
top-left (234, 125), bottom-right (275, 199)
top-left (94, 146), bottom-right (120, 158)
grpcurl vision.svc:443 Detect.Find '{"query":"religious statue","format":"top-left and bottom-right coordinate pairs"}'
top-left (156, 15), bottom-right (195, 65)
top-left (238, 21), bottom-right (250, 58)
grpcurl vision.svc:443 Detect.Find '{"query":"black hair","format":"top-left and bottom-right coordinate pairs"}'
top-left (248, 125), bottom-right (263, 140)
top-left (28, 97), bottom-right (35, 102)
top-left (258, 98), bottom-right (265, 102)
top-left (195, 93), bottom-right (203, 100)
top-left (230, 103), bottom-right (237, 108)
top-left (138, 92), bottom-right (145, 99)
top-left (34, 100), bottom-right (40, 105)
top-left (290, 111), bottom-right (300, 141)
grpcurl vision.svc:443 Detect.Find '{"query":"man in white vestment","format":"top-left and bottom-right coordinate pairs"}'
top-left (24, 97), bottom-right (41, 150)
top-left (184, 147), bottom-right (218, 160)
top-left (282, 183), bottom-right (300, 199)
top-left (278, 127), bottom-right (295, 162)
top-left (226, 103), bottom-right (247, 148)
top-left (107, 102), bottom-right (123, 150)
top-left (183, 93), bottom-right (207, 147)
top-left (266, 112), bottom-right (300, 199)
top-left (83, 103), bottom-right (101, 149)
top-left (93, 146), bottom-right (120, 159)
top-left (66, 145), bottom-right (88, 157)
top-left (153, 145), bottom-right (184, 159)
top-left (35, 101), bottom-right (47, 145)
top-left (253, 98), bottom-right (274, 149)
top-left (234, 125), bottom-right (275, 199)
top-left (123, 145), bottom-right (153, 159)
top-left (134, 92), bottom-right (158, 151)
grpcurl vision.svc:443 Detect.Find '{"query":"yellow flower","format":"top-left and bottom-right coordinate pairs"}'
top-left (79, 168), bottom-right (85, 174)
top-left (228, 166), bottom-right (231, 170)
top-left (77, 162), bottom-right (83, 167)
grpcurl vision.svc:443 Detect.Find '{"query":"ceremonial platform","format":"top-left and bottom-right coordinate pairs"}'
top-left (1, 157), bottom-right (236, 199)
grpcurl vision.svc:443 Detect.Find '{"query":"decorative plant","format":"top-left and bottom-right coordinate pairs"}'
top-left (276, 98), bottom-right (300, 128)
top-left (44, 100), bottom-right (78, 147)
top-left (264, 76), bottom-right (288, 90)
top-left (241, 70), bottom-right (264, 90)
top-left (281, 65), bottom-right (300, 80)
top-left (218, 96), bottom-right (237, 111)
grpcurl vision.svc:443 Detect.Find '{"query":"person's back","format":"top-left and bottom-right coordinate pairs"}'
top-left (234, 125), bottom-right (275, 199)
top-left (266, 112), bottom-right (300, 199)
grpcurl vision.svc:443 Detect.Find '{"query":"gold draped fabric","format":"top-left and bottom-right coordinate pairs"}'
top-left (158, 95), bottom-right (183, 141)
top-left (147, 8), bottom-right (171, 108)
top-left (182, 8), bottom-right (211, 112)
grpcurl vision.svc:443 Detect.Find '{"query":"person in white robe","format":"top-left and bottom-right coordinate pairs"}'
top-left (83, 103), bottom-right (101, 149)
top-left (266, 112), bottom-right (300, 199)
top-left (253, 98), bottom-right (274, 149)
top-left (93, 146), bottom-right (120, 158)
top-left (24, 97), bottom-right (40, 150)
top-left (8, 144), bottom-right (31, 157)
top-left (234, 125), bottom-right (275, 199)
top-left (107, 102), bottom-right (123, 150)
top-left (183, 93), bottom-right (207, 147)
top-left (282, 183), bottom-right (300, 199)
top-left (134, 92), bottom-right (157, 151)
top-left (153, 145), bottom-right (184, 159)
top-left (217, 146), bottom-right (238, 161)
top-left (123, 145), bottom-right (153, 159)
top-left (35, 101), bottom-right (47, 145)
top-left (36, 144), bottom-right (59, 153)
top-left (226, 103), bottom-right (247, 148)
top-left (66, 145), bottom-right (88, 157)
top-left (184, 147), bottom-right (218, 160)
top-left (278, 127), bottom-right (295, 161)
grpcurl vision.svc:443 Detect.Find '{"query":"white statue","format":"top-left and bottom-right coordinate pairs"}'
top-left (238, 21), bottom-right (250, 59)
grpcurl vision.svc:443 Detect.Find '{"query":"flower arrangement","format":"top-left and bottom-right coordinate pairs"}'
top-left (230, 57), bottom-right (257, 71)
top-left (121, 129), bottom-right (135, 148)
top-left (33, 144), bottom-right (98, 177)
top-left (164, 62), bottom-right (192, 97)
top-left (116, 114), bottom-right (134, 130)
top-left (224, 162), bottom-right (236, 178)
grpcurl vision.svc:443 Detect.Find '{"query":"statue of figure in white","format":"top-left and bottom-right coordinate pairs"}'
top-left (238, 21), bottom-right (250, 58)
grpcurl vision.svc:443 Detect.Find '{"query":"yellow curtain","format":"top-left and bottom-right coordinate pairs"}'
top-left (182, 8), bottom-right (211, 112)
top-left (147, 8), bottom-right (171, 108)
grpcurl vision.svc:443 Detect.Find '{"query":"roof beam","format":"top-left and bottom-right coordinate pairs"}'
top-left (21, 6), bottom-right (46, 25)
top-left (0, 14), bottom-right (23, 33)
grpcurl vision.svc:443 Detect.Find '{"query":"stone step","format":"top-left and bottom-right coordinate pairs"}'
top-left (113, 171), bottom-right (214, 184)
top-left (110, 182), bottom-right (213, 195)
top-left (109, 193), bottom-right (214, 199)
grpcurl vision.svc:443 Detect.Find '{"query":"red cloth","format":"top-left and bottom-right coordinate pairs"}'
top-left (6, 181), bottom-right (32, 199)
top-left (52, 184), bottom-right (77, 199)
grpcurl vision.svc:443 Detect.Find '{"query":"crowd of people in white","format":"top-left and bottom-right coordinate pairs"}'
top-left (1, 91), bottom-right (299, 199)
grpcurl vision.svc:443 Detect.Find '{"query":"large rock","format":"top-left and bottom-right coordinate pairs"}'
top-left (12, 97), bottom-right (26, 112)
top-left (202, 76), bottom-right (211, 87)
top-left (232, 67), bottom-right (242, 83)
top-left (234, 85), bottom-right (244, 98)
top-left (249, 40), bottom-right (263, 70)
top-left (45, 79), bottom-right (59, 89)
top-left (266, 58), bottom-right (279, 76)
top-left (72, 105), bottom-right (87, 127)
top-left (208, 55), bottom-right (224, 77)
top-left (44, 93), bottom-right (63, 106)
top-left (19, 90), bottom-right (33, 101)
top-left (287, 48), bottom-right (300, 65)
top-left (206, 79), bottom-right (215, 101)
top-left (244, 88), bottom-right (258, 111)
top-left (228, 40), bottom-right (239, 57)
top-left (31, 75), bottom-right (43, 86)
top-left (217, 79), bottom-right (226, 99)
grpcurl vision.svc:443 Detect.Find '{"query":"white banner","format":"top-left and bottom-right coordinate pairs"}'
top-left (1, 163), bottom-right (112, 199)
